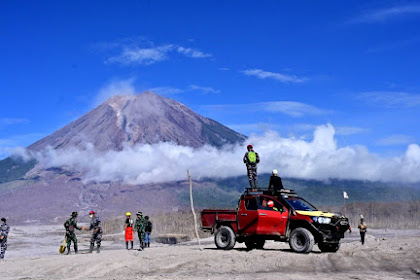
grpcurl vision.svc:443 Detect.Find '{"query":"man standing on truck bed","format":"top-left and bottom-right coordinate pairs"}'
top-left (268, 169), bottom-right (284, 193)
top-left (243, 144), bottom-right (260, 189)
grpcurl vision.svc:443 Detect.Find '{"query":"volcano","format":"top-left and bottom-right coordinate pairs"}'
top-left (0, 92), bottom-right (246, 221)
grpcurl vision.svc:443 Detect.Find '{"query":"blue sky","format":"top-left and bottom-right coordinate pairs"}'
top-left (1, 0), bottom-right (420, 160)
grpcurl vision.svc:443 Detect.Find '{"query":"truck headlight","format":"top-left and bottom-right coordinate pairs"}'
top-left (312, 217), bottom-right (331, 224)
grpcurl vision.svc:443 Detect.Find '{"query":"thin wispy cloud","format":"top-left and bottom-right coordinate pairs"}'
top-left (176, 46), bottom-right (211, 58)
top-left (105, 42), bottom-right (212, 66)
top-left (377, 134), bottom-right (416, 146)
top-left (146, 86), bottom-right (183, 96)
top-left (0, 118), bottom-right (29, 128)
top-left (349, 5), bottom-right (420, 24)
top-left (94, 78), bottom-right (136, 106)
top-left (360, 91), bottom-right (420, 108)
top-left (335, 126), bottom-right (369, 136)
top-left (202, 101), bottom-right (328, 118)
top-left (262, 101), bottom-right (327, 117)
top-left (242, 69), bottom-right (307, 84)
top-left (189, 84), bottom-right (220, 94)
top-left (106, 45), bottom-right (173, 65)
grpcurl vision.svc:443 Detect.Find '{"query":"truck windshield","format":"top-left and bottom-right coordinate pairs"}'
top-left (286, 197), bottom-right (317, 211)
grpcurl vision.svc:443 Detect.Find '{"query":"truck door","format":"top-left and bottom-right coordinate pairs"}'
top-left (238, 197), bottom-right (258, 235)
top-left (257, 196), bottom-right (288, 236)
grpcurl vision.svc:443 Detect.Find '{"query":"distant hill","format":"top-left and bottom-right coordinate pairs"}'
top-left (176, 175), bottom-right (420, 209)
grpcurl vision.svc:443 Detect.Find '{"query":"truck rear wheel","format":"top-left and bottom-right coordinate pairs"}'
top-left (215, 226), bottom-right (236, 250)
top-left (289, 227), bottom-right (314, 253)
top-left (318, 242), bottom-right (340, 253)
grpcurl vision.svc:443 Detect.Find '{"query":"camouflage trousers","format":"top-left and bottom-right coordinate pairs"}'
top-left (90, 231), bottom-right (102, 246)
top-left (246, 165), bottom-right (258, 187)
top-left (66, 231), bottom-right (78, 247)
top-left (137, 231), bottom-right (145, 248)
top-left (0, 241), bottom-right (6, 259)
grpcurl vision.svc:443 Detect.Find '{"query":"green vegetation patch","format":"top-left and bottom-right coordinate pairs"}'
top-left (0, 157), bottom-right (37, 184)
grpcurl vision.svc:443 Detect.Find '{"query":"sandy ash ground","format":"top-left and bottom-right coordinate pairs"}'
top-left (1, 225), bottom-right (420, 280)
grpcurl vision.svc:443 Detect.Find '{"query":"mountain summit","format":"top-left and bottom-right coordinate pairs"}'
top-left (29, 91), bottom-right (246, 152)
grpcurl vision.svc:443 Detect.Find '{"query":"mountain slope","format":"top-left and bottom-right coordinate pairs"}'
top-left (28, 92), bottom-right (246, 152)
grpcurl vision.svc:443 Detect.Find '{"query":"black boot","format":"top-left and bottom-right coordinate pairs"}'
top-left (89, 243), bottom-right (94, 253)
top-left (74, 244), bottom-right (78, 254)
top-left (126, 241), bottom-right (129, 250)
top-left (96, 245), bottom-right (100, 253)
top-left (130, 241), bottom-right (133, 249)
top-left (65, 245), bottom-right (71, 255)
top-left (147, 242), bottom-right (150, 248)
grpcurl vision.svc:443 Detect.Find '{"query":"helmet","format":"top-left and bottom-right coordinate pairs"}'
top-left (247, 144), bottom-right (253, 149)
top-left (126, 212), bottom-right (131, 216)
top-left (136, 211), bottom-right (142, 216)
top-left (71, 211), bottom-right (78, 217)
top-left (267, 200), bottom-right (274, 207)
top-left (145, 216), bottom-right (149, 220)
top-left (1, 217), bottom-right (6, 223)
top-left (272, 169), bottom-right (278, 175)
top-left (89, 210), bottom-right (95, 215)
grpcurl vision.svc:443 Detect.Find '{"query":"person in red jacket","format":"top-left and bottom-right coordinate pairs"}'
top-left (124, 212), bottom-right (134, 250)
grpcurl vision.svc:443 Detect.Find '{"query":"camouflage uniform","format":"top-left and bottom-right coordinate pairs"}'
top-left (0, 220), bottom-right (10, 259)
top-left (134, 215), bottom-right (147, 250)
top-left (63, 215), bottom-right (82, 254)
top-left (87, 216), bottom-right (102, 253)
top-left (243, 150), bottom-right (260, 188)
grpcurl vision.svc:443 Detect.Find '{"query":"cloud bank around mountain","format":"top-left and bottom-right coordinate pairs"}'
top-left (14, 124), bottom-right (420, 184)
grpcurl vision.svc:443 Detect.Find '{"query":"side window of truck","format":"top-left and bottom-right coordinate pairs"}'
top-left (245, 198), bottom-right (257, 210)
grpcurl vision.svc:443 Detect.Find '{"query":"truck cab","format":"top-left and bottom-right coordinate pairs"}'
top-left (201, 189), bottom-right (350, 253)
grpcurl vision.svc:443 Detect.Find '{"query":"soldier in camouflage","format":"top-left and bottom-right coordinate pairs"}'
top-left (86, 211), bottom-right (102, 253)
top-left (63, 212), bottom-right (85, 254)
top-left (1, 217), bottom-right (10, 259)
top-left (134, 211), bottom-right (147, 250)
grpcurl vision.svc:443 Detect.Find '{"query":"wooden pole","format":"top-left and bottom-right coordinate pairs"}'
top-left (187, 170), bottom-right (201, 246)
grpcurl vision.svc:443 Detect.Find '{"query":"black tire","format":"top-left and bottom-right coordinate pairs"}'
top-left (289, 227), bottom-right (315, 253)
top-left (318, 242), bottom-right (340, 253)
top-left (255, 239), bottom-right (265, 249)
top-left (245, 239), bottom-right (265, 250)
top-left (245, 240), bottom-right (255, 250)
top-left (215, 226), bottom-right (236, 250)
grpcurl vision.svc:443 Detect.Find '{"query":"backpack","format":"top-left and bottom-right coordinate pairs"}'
top-left (248, 152), bottom-right (257, 164)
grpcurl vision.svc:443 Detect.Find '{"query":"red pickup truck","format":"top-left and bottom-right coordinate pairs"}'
top-left (201, 189), bottom-right (350, 253)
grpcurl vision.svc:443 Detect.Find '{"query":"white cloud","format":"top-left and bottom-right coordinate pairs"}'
top-left (94, 78), bottom-right (137, 106)
top-left (105, 42), bottom-right (212, 66)
top-left (176, 47), bottom-right (212, 58)
top-left (17, 124), bottom-right (420, 184)
top-left (349, 5), bottom-right (420, 24)
top-left (377, 134), bottom-right (417, 146)
top-left (242, 69), bottom-right (307, 84)
top-left (106, 44), bottom-right (173, 65)
top-left (189, 84), bottom-right (220, 94)
top-left (360, 91), bottom-right (420, 108)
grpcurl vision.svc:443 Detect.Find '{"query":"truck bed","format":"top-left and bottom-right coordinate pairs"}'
top-left (201, 209), bottom-right (237, 230)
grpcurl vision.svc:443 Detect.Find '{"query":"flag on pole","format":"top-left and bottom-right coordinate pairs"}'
top-left (343, 191), bottom-right (349, 199)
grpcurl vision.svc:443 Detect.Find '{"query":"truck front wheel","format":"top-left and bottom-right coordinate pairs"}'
top-left (289, 227), bottom-right (314, 253)
top-left (215, 226), bottom-right (236, 250)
